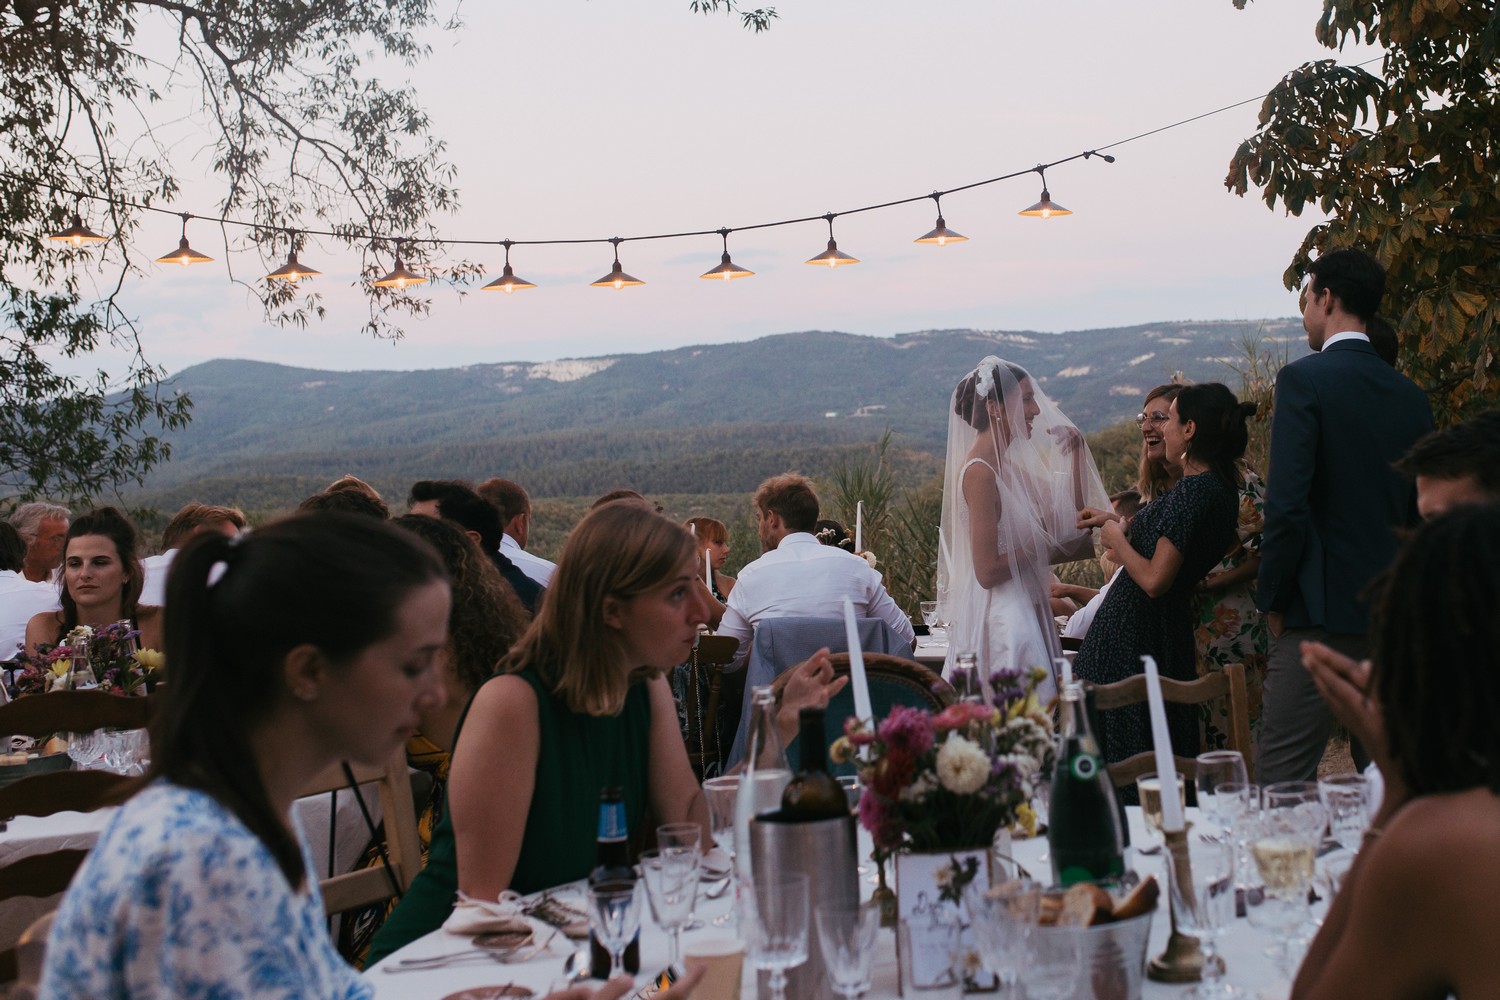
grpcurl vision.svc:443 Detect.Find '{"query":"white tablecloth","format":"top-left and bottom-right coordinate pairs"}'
top-left (365, 809), bottom-right (1303, 999)
top-left (0, 784), bottom-right (383, 948)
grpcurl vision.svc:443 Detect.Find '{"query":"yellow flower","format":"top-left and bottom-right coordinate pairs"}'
top-left (1014, 802), bottom-right (1038, 838)
top-left (829, 736), bottom-right (854, 765)
top-left (48, 659), bottom-right (69, 678)
top-left (134, 648), bottom-right (165, 672)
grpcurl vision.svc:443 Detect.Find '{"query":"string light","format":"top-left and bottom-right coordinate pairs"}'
top-left (1018, 166), bottom-right (1072, 218)
top-left (805, 214), bottom-right (859, 268)
top-left (265, 237), bottom-right (321, 282)
top-left (699, 229), bottom-right (754, 281)
top-left (372, 239), bottom-right (427, 288)
top-left (591, 239), bottom-right (645, 289)
top-left (481, 240), bottom-right (537, 293)
top-left (914, 193), bottom-right (967, 246)
top-left (48, 199), bottom-right (108, 246)
top-left (154, 213), bottom-right (214, 266)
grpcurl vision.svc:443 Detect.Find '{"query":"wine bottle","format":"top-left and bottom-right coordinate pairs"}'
top-left (1048, 682), bottom-right (1126, 885)
top-left (734, 685), bottom-right (791, 886)
top-left (780, 707), bottom-right (848, 821)
top-left (588, 786), bottom-right (640, 978)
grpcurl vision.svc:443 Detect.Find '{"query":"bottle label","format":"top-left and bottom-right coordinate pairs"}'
top-left (1069, 753), bottom-right (1102, 781)
top-left (597, 801), bottom-right (627, 842)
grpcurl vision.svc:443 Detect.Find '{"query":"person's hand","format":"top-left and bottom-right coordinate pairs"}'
top-left (1076, 506), bottom-right (1120, 531)
top-left (1099, 518), bottom-right (1127, 555)
top-left (776, 648), bottom-right (849, 744)
top-left (1048, 424), bottom-right (1084, 455)
top-left (544, 967), bottom-right (705, 1000)
top-left (1266, 611), bottom-right (1285, 639)
top-left (1201, 571), bottom-right (1228, 592)
top-left (1302, 640), bottom-right (1387, 768)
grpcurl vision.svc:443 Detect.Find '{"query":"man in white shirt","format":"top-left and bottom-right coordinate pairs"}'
top-left (139, 503), bottom-right (247, 607)
top-left (0, 521), bottom-right (60, 660)
top-left (717, 473), bottom-right (914, 667)
top-left (478, 477), bottom-right (555, 588)
top-left (8, 501), bottom-right (70, 584)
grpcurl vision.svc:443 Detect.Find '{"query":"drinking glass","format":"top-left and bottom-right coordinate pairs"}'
top-left (1135, 771), bottom-right (1186, 854)
top-left (656, 823), bottom-right (704, 930)
top-left (1196, 750), bottom-right (1249, 834)
top-left (1317, 773), bottom-right (1370, 851)
top-left (1026, 928), bottom-right (1083, 1000)
top-left (1168, 833), bottom-right (1240, 998)
top-left (963, 878), bottom-right (1040, 994)
top-left (1250, 782), bottom-right (1326, 976)
top-left (836, 774), bottom-right (861, 813)
top-left (702, 776), bottom-right (740, 859)
top-left (640, 848), bottom-right (698, 967)
top-left (587, 879), bottom-right (642, 981)
top-left (815, 902), bottom-right (880, 1000)
top-left (745, 874), bottom-right (809, 1000)
top-left (65, 730), bottom-right (99, 768)
top-left (1215, 781), bottom-right (1260, 892)
top-left (919, 601), bottom-right (938, 633)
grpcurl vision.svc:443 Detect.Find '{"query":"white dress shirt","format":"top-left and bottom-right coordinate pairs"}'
top-left (716, 532), bottom-right (915, 664)
top-left (138, 550), bottom-right (176, 608)
top-left (500, 534), bottom-right (555, 588)
top-left (0, 569), bottom-right (61, 660)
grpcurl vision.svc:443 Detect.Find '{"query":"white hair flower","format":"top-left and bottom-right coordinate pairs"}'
top-left (973, 356), bottom-right (1003, 399)
top-left (935, 734), bottom-right (990, 795)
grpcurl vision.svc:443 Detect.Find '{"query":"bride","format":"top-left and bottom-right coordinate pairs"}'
top-left (937, 357), bottom-right (1107, 700)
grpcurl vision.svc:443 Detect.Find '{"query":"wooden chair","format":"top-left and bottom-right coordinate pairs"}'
top-left (1090, 662), bottom-right (1253, 789)
top-left (7, 910), bottom-right (54, 1000)
top-left (299, 748), bottom-right (421, 917)
top-left (681, 635), bottom-right (740, 780)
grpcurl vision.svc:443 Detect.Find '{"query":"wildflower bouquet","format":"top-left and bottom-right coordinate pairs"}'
top-left (12, 621), bottom-right (163, 697)
top-left (834, 664), bottom-right (1055, 854)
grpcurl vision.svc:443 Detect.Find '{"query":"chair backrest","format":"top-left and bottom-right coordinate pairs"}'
top-left (299, 748), bottom-right (420, 916)
top-left (775, 653), bottom-right (956, 774)
top-left (727, 616), bottom-right (908, 767)
top-left (681, 635), bottom-right (740, 781)
top-left (0, 690), bottom-right (154, 739)
top-left (1090, 662), bottom-right (1253, 788)
top-left (3, 908), bottom-right (55, 998)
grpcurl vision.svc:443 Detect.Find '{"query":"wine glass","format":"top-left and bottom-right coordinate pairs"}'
top-left (1196, 750), bottom-right (1249, 835)
top-left (1216, 781), bottom-right (1261, 894)
top-left (1317, 773), bottom-right (1370, 851)
top-left (963, 878), bottom-right (1040, 995)
top-left (1169, 833), bottom-right (1240, 998)
top-left (640, 848), bottom-right (698, 967)
top-left (1135, 771), bottom-right (1185, 855)
top-left (1250, 782), bottom-right (1326, 977)
top-left (814, 902), bottom-right (881, 1000)
top-left (587, 879), bottom-right (642, 981)
top-left (745, 874), bottom-right (809, 1000)
top-left (919, 601), bottom-right (938, 640)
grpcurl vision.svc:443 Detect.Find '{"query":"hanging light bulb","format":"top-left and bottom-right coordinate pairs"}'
top-left (482, 240), bottom-right (537, 293)
top-left (265, 238), bottom-right (321, 283)
top-left (700, 229), bottom-right (754, 281)
top-left (915, 193), bottom-right (968, 245)
top-left (154, 213), bottom-right (214, 266)
top-left (372, 239), bottom-right (428, 288)
top-left (590, 238), bottom-right (644, 289)
top-left (805, 214), bottom-right (859, 267)
top-left (48, 200), bottom-right (108, 246)
top-left (1018, 166), bottom-right (1072, 218)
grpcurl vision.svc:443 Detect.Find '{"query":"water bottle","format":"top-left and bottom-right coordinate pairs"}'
top-left (734, 685), bottom-right (791, 886)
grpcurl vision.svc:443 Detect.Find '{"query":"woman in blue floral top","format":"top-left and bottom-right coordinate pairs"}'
top-left (40, 512), bottom-right (693, 1000)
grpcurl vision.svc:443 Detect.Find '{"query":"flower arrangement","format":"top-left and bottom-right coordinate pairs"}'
top-left (12, 621), bottom-right (163, 697)
top-left (833, 663), bottom-right (1055, 854)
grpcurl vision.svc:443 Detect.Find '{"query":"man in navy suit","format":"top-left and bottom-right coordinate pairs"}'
top-left (1255, 248), bottom-right (1433, 784)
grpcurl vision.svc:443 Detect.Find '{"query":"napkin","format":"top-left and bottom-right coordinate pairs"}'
top-left (443, 892), bottom-right (537, 938)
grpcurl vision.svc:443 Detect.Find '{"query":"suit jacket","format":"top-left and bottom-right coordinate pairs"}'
top-left (1256, 337), bottom-right (1433, 632)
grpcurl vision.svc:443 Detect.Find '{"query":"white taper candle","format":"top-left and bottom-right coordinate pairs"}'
top-left (1141, 654), bottom-right (1185, 832)
top-left (843, 598), bottom-right (873, 726)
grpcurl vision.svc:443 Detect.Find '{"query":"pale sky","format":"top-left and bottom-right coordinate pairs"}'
top-left (66, 1), bottom-right (1376, 379)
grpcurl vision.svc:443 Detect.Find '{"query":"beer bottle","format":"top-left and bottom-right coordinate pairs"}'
top-left (588, 786), bottom-right (640, 978)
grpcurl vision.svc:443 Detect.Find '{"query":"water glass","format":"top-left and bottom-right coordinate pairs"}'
top-left (963, 878), bottom-right (1040, 993)
top-left (1026, 928), bottom-right (1083, 1000)
top-left (640, 848), bottom-right (699, 967)
top-left (1317, 773), bottom-right (1370, 851)
top-left (702, 776), bottom-right (740, 857)
top-left (587, 879), bottom-right (642, 980)
top-left (745, 874), bottom-right (809, 1000)
top-left (1216, 781), bottom-right (1260, 891)
top-left (1196, 750), bottom-right (1249, 834)
top-left (1168, 833), bottom-right (1240, 998)
top-left (65, 730), bottom-right (100, 768)
top-left (814, 902), bottom-right (880, 1000)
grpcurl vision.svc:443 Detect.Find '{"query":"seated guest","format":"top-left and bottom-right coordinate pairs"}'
top-left (299, 474), bottom-right (392, 519)
top-left (1394, 408), bottom-right (1500, 519)
top-left (8, 501), bottom-right (70, 583)
top-left (0, 521), bottom-right (59, 661)
top-left (1055, 488), bottom-right (1143, 641)
top-left (408, 479), bottom-right (542, 613)
top-left (369, 500), bottom-right (841, 963)
top-left (814, 518), bottom-right (855, 552)
top-left (479, 477), bottom-right (557, 587)
top-left (25, 507), bottom-right (163, 658)
top-left (716, 474), bottom-right (915, 668)
top-left (685, 515), bottom-right (735, 600)
top-left (1293, 504), bottom-right (1500, 999)
top-left (139, 502), bottom-right (246, 606)
top-left (38, 513), bottom-right (685, 1000)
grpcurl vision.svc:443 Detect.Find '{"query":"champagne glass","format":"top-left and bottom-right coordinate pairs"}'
top-left (963, 878), bottom-right (1040, 995)
top-left (587, 879), bottom-right (642, 981)
top-left (1196, 750), bottom-right (1249, 835)
top-left (1135, 771), bottom-right (1186, 855)
top-left (1317, 773), bottom-right (1370, 851)
top-left (745, 874), bottom-right (809, 1000)
top-left (640, 848), bottom-right (698, 967)
top-left (1169, 833), bottom-right (1241, 998)
top-left (814, 902), bottom-right (880, 1000)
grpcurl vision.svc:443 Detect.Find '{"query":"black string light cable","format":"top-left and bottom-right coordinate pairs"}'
top-left (15, 60), bottom-right (1385, 288)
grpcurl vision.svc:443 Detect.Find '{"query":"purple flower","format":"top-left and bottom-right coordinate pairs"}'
top-left (878, 705), bottom-right (934, 756)
top-left (988, 667), bottom-right (1026, 706)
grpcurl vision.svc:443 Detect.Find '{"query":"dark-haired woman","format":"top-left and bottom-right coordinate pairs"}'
top-left (1074, 383), bottom-right (1250, 769)
top-left (1292, 504), bottom-right (1500, 999)
top-left (24, 506), bottom-right (162, 658)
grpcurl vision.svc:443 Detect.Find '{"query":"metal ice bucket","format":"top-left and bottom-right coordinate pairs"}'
top-left (1033, 909), bottom-right (1155, 1000)
top-left (748, 811), bottom-right (860, 1000)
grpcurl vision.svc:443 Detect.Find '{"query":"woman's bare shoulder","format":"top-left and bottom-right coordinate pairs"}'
top-left (1374, 790), bottom-right (1500, 893)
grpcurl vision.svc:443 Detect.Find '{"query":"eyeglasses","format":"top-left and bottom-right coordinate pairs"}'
top-left (1135, 410), bottom-right (1171, 427)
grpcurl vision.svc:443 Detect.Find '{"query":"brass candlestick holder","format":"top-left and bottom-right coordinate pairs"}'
top-left (1147, 826), bottom-right (1218, 983)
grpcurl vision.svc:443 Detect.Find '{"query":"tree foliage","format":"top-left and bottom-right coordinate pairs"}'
top-left (1225, 0), bottom-right (1500, 418)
